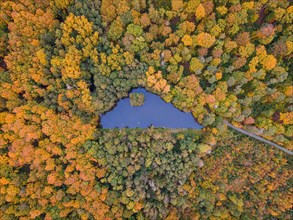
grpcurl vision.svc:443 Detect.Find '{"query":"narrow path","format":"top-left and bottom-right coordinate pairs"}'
top-left (224, 120), bottom-right (293, 155)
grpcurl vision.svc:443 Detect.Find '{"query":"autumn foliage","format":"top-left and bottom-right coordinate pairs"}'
top-left (0, 0), bottom-right (292, 219)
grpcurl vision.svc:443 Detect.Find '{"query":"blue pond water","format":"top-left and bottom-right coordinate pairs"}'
top-left (101, 88), bottom-right (202, 129)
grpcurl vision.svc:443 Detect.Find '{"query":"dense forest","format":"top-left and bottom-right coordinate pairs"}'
top-left (0, 0), bottom-right (292, 219)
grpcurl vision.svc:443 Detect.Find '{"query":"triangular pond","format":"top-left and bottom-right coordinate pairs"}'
top-left (100, 88), bottom-right (202, 129)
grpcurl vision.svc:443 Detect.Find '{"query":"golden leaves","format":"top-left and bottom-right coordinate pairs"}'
top-left (36, 49), bottom-right (47, 65)
top-left (45, 158), bottom-right (55, 171)
top-left (215, 72), bottom-right (222, 80)
top-left (216, 6), bottom-right (228, 15)
top-left (100, 0), bottom-right (119, 23)
top-left (196, 4), bottom-right (205, 19)
top-left (77, 80), bottom-right (92, 111)
top-left (96, 168), bottom-right (107, 179)
top-left (284, 86), bottom-right (293, 97)
top-left (133, 202), bottom-right (144, 212)
top-left (146, 67), bottom-right (170, 94)
top-left (172, 0), bottom-right (184, 12)
top-left (47, 172), bottom-right (58, 185)
top-left (61, 13), bottom-right (94, 46)
top-left (205, 94), bottom-right (216, 105)
top-left (165, 208), bottom-right (180, 220)
top-left (54, 13), bottom-right (99, 76)
top-left (196, 32), bottom-right (215, 48)
top-left (261, 55), bottom-right (277, 70)
top-left (280, 112), bottom-right (293, 125)
top-left (59, 46), bottom-right (82, 80)
top-left (51, 0), bottom-right (72, 9)
top-left (30, 210), bottom-right (43, 219)
top-left (190, 57), bottom-right (203, 73)
top-left (238, 43), bottom-right (255, 58)
top-left (0, 177), bottom-right (10, 185)
top-left (181, 35), bottom-right (193, 46)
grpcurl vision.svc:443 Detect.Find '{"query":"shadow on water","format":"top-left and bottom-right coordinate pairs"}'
top-left (100, 88), bottom-right (203, 129)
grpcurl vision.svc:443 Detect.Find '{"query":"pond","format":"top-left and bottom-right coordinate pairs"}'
top-left (100, 88), bottom-right (202, 129)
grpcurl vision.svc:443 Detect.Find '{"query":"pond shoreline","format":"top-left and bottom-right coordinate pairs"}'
top-left (100, 87), bottom-right (202, 129)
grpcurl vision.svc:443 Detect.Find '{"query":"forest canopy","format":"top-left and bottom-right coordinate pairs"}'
top-left (0, 0), bottom-right (292, 219)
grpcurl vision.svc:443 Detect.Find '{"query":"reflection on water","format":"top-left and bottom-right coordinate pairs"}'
top-left (101, 88), bottom-right (202, 129)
